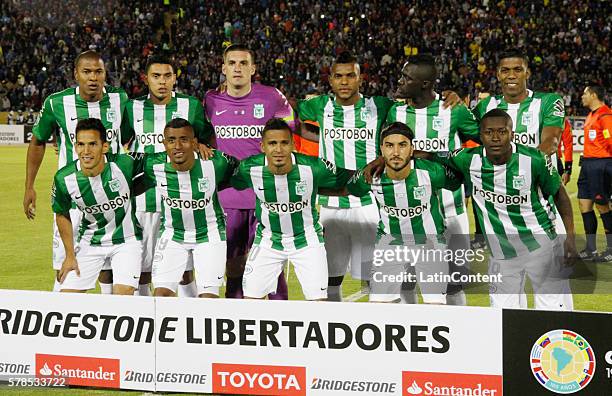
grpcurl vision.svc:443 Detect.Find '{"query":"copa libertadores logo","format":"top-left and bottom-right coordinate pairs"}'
top-left (530, 329), bottom-right (595, 394)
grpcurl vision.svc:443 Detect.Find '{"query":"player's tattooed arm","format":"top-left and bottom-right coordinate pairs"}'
top-left (538, 126), bottom-right (562, 155)
top-left (56, 212), bottom-right (80, 283)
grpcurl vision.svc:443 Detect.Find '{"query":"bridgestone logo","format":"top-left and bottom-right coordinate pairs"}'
top-left (135, 133), bottom-right (163, 146)
top-left (311, 378), bottom-right (396, 393)
top-left (215, 125), bottom-right (263, 139)
top-left (381, 203), bottom-right (429, 218)
top-left (512, 133), bottom-right (537, 146)
top-left (473, 185), bottom-right (528, 205)
top-left (263, 200), bottom-right (309, 214)
top-left (162, 195), bottom-right (212, 210)
top-left (323, 128), bottom-right (375, 140)
top-left (412, 138), bottom-right (448, 152)
top-left (78, 192), bottom-right (129, 214)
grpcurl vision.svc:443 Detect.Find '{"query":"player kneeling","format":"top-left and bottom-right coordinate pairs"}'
top-left (52, 119), bottom-right (142, 294)
top-left (145, 119), bottom-right (237, 298)
top-left (230, 119), bottom-right (352, 300)
top-left (348, 123), bottom-right (461, 304)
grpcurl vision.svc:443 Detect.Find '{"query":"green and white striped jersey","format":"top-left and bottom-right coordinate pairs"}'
top-left (231, 153), bottom-right (352, 251)
top-left (143, 151), bottom-right (236, 244)
top-left (123, 92), bottom-right (205, 212)
top-left (33, 86), bottom-right (128, 169)
top-left (297, 94), bottom-right (394, 208)
top-left (448, 143), bottom-right (561, 259)
top-left (473, 90), bottom-right (565, 148)
top-left (386, 96), bottom-right (480, 216)
top-left (348, 159), bottom-right (460, 245)
top-left (51, 154), bottom-right (142, 246)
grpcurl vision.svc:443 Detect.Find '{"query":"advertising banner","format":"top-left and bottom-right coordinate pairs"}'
top-left (155, 298), bottom-right (503, 395)
top-left (503, 309), bottom-right (612, 395)
top-left (0, 290), bottom-right (155, 391)
top-left (0, 125), bottom-right (24, 144)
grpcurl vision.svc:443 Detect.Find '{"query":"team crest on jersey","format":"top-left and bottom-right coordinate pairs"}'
top-left (432, 116), bottom-right (444, 131)
top-left (588, 129), bottom-right (597, 141)
top-left (413, 186), bottom-right (426, 199)
top-left (360, 107), bottom-right (372, 121)
top-left (253, 104), bottom-right (265, 119)
top-left (521, 112), bottom-right (532, 126)
top-left (295, 180), bottom-right (307, 195)
top-left (553, 98), bottom-right (565, 117)
top-left (198, 177), bottom-right (210, 192)
top-left (109, 178), bottom-right (121, 192)
top-left (172, 111), bottom-right (186, 120)
top-left (106, 109), bottom-right (117, 123)
top-left (512, 175), bottom-right (526, 189)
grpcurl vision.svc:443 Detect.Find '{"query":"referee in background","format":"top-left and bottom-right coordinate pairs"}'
top-left (578, 85), bottom-right (612, 261)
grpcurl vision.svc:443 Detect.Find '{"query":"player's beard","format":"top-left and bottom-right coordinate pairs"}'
top-left (386, 157), bottom-right (410, 172)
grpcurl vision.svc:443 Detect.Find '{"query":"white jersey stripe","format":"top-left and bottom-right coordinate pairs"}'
top-left (62, 95), bottom-right (78, 165)
top-left (415, 169), bottom-right (437, 236)
top-left (202, 160), bottom-right (221, 242)
top-left (109, 162), bottom-right (135, 239)
top-left (391, 176), bottom-right (413, 237)
top-left (154, 163), bottom-right (172, 231)
top-left (274, 173), bottom-right (294, 250)
top-left (250, 166), bottom-right (272, 249)
top-left (107, 93), bottom-right (122, 153)
top-left (88, 172), bottom-right (115, 245)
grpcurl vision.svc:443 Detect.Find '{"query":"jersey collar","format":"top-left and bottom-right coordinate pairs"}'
top-left (75, 86), bottom-right (107, 100)
top-left (147, 91), bottom-right (176, 102)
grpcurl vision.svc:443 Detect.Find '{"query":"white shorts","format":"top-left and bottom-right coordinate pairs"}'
top-left (60, 239), bottom-right (142, 291)
top-left (320, 205), bottom-right (379, 280)
top-left (152, 231), bottom-right (226, 295)
top-left (369, 240), bottom-right (448, 304)
top-left (52, 209), bottom-right (82, 270)
top-left (488, 236), bottom-right (571, 310)
top-left (243, 244), bottom-right (328, 300)
top-left (136, 211), bottom-right (162, 273)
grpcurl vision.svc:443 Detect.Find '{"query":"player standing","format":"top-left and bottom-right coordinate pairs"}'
top-left (386, 54), bottom-right (480, 305)
top-left (203, 44), bottom-right (296, 299)
top-left (24, 50), bottom-right (128, 294)
top-left (297, 51), bottom-right (394, 301)
top-left (144, 119), bottom-right (237, 297)
top-left (52, 118), bottom-right (141, 295)
top-left (122, 55), bottom-right (206, 296)
top-left (347, 123), bottom-right (461, 304)
top-left (472, 51), bottom-right (572, 308)
top-left (230, 119), bottom-right (352, 300)
top-left (447, 109), bottom-right (576, 309)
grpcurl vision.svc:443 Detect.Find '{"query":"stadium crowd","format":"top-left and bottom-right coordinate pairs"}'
top-left (0, 0), bottom-right (609, 117)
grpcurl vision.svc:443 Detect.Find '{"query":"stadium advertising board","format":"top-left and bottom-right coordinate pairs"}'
top-left (503, 309), bottom-right (612, 395)
top-left (0, 125), bottom-right (24, 144)
top-left (155, 298), bottom-right (503, 395)
top-left (0, 289), bottom-right (155, 391)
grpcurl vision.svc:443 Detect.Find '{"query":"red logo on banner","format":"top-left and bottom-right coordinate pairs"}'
top-left (36, 354), bottom-right (120, 388)
top-left (402, 371), bottom-right (502, 396)
top-left (212, 363), bottom-right (306, 395)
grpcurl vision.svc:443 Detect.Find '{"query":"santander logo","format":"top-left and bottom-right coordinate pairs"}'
top-left (402, 371), bottom-right (502, 396)
top-left (36, 354), bottom-right (120, 388)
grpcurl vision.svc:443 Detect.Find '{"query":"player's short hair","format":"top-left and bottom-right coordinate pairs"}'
top-left (334, 51), bottom-right (358, 65)
top-left (164, 118), bottom-right (194, 136)
top-left (380, 122), bottom-right (414, 143)
top-left (74, 50), bottom-right (103, 69)
top-left (75, 118), bottom-right (107, 142)
top-left (145, 55), bottom-right (175, 73)
top-left (498, 50), bottom-right (529, 68)
top-left (586, 85), bottom-right (605, 101)
top-left (406, 53), bottom-right (437, 82)
top-left (223, 44), bottom-right (256, 63)
top-left (261, 118), bottom-right (292, 139)
top-left (480, 109), bottom-right (513, 130)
